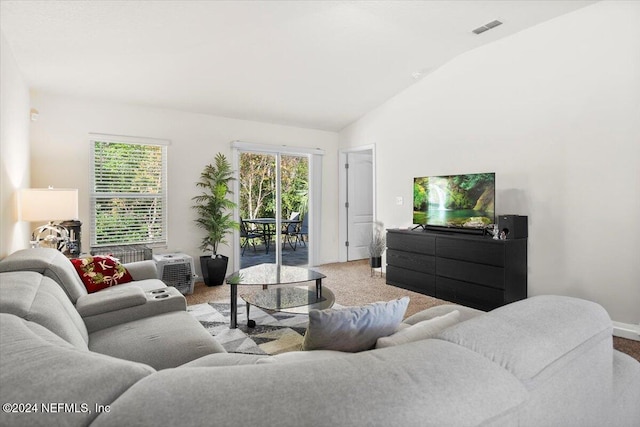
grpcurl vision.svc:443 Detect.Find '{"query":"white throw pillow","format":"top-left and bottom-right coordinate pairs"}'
top-left (301, 297), bottom-right (410, 352)
top-left (256, 350), bottom-right (349, 364)
top-left (403, 304), bottom-right (483, 325)
top-left (375, 310), bottom-right (461, 349)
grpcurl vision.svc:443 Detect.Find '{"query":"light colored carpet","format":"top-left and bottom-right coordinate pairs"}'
top-left (185, 259), bottom-right (640, 362)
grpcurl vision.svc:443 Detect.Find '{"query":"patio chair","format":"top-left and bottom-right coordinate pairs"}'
top-left (297, 214), bottom-right (308, 247)
top-left (282, 212), bottom-right (300, 250)
top-left (240, 220), bottom-right (261, 255)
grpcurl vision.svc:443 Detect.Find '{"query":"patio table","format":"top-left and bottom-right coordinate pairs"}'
top-left (242, 218), bottom-right (301, 254)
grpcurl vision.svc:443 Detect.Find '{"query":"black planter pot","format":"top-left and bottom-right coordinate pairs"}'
top-left (370, 256), bottom-right (382, 268)
top-left (200, 254), bottom-right (229, 286)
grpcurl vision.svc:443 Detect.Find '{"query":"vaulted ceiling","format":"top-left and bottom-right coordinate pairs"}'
top-left (1, 1), bottom-right (597, 131)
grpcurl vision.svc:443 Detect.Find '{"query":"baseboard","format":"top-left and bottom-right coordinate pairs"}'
top-left (613, 321), bottom-right (640, 341)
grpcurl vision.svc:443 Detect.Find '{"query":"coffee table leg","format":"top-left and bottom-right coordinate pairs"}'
top-left (245, 301), bottom-right (256, 328)
top-left (316, 278), bottom-right (322, 299)
top-left (230, 284), bottom-right (237, 329)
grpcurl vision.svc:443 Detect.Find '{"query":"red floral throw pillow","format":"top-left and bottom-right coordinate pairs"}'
top-left (71, 256), bottom-right (134, 293)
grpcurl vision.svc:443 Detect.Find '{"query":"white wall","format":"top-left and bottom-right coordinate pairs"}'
top-left (340, 1), bottom-right (640, 325)
top-left (0, 33), bottom-right (31, 258)
top-left (29, 92), bottom-right (340, 273)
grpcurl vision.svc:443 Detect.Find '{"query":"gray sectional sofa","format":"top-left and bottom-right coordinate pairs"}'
top-left (0, 249), bottom-right (227, 370)
top-left (1, 249), bottom-right (639, 426)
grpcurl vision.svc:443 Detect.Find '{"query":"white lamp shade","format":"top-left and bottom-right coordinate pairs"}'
top-left (17, 188), bottom-right (79, 222)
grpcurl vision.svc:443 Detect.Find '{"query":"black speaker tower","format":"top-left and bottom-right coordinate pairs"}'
top-left (497, 215), bottom-right (528, 239)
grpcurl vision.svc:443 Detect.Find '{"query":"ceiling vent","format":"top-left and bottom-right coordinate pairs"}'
top-left (472, 20), bottom-right (503, 35)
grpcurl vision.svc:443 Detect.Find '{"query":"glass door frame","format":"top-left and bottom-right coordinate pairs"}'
top-left (231, 141), bottom-right (324, 271)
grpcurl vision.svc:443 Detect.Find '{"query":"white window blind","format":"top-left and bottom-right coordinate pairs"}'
top-left (90, 136), bottom-right (168, 247)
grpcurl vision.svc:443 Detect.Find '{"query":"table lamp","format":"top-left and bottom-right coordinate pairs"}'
top-left (17, 187), bottom-right (79, 252)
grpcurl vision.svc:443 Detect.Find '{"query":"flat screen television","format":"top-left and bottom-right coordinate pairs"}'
top-left (413, 172), bottom-right (495, 229)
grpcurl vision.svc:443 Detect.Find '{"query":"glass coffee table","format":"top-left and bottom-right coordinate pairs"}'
top-left (225, 263), bottom-right (331, 329)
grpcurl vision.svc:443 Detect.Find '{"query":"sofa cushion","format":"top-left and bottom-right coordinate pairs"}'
top-left (0, 271), bottom-right (89, 349)
top-left (0, 313), bottom-right (155, 427)
top-left (93, 339), bottom-right (528, 427)
top-left (436, 295), bottom-right (613, 387)
top-left (122, 260), bottom-right (159, 281)
top-left (88, 311), bottom-right (226, 370)
top-left (301, 297), bottom-right (409, 352)
top-left (0, 247), bottom-right (88, 302)
top-left (71, 255), bottom-right (134, 293)
top-left (376, 310), bottom-right (460, 348)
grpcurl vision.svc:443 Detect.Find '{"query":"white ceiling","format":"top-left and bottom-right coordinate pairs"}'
top-left (1, 0), bottom-right (597, 131)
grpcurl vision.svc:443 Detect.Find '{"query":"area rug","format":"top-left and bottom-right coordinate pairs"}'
top-left (188, 299), bottom-right (315, 355)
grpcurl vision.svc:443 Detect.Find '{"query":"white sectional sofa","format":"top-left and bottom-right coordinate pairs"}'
top-left (1, 249), bottom-right (639, 426)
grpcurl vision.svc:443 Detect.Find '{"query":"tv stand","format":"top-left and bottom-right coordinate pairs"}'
top-left (386, 229), bottom-right (527, 311)
top-left (411, 224), bottom-right (426, 231)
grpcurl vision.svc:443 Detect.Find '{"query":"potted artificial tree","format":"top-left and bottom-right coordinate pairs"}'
top-left (369, 221), bottom-right (386, 272)
top-left (192, 153), bottom-right (239, 286)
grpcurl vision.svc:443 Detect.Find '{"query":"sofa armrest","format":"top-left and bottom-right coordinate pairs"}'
top-left (436, 295), bottom-right (612, 386)
top-left (82, 287), bottom-right (187, 333)
top-left (76, 287), bottom-right (147, 317)
top-left (125, 260), bottom-right (158, 281)
top-left (611, 350), bottom-right (640, 425)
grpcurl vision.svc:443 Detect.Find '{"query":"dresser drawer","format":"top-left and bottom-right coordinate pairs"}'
top-left (386, 265), bottom-right (435, 296)
top-left (387, 232), bottom-right (435, 255)
top-left (436, 277), bottom-right (504, 311)
top-left (387, 249), bottom-right (435, 274)
top-left (436, 258), bottom-right (505, 289)
top-left (437, 237), bottom-right (505, 267)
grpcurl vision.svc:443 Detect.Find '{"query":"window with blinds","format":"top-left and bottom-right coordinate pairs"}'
top-left (90, 137), bottom-right (168, 247)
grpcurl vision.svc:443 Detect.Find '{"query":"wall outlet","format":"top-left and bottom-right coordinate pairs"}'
top-left (395, 196), bottom-right (403, 205)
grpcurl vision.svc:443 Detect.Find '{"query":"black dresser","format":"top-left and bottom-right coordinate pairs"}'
top-left (386, 229), bottom-right (527, 311)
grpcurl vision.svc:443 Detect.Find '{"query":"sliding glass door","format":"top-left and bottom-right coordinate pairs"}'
top-left (239, 151), bottom-right (276, 266)
top-left (235, 146), bottom-right (312, 269)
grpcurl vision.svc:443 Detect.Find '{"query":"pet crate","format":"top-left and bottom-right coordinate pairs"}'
top-left (152, 253), bottom-right (196, 295)
top-left (91, 244), bottom-right (152, 264)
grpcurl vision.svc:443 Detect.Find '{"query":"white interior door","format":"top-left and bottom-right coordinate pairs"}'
top-left (346, 151), bottom-right (373, 261)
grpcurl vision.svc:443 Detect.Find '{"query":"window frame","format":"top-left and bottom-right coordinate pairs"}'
top-left (89, 133), bottom-right (169, 249)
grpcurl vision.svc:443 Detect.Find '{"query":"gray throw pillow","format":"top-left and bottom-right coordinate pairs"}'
top-left (301, 297), bottom-right (410, 352)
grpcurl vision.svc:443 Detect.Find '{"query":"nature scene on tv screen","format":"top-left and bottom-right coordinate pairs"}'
top-left (413, 173), bottom-right (495, 228)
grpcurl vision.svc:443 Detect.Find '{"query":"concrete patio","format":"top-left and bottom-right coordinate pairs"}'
top-left (239, 240), bottom-right (308, 268)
